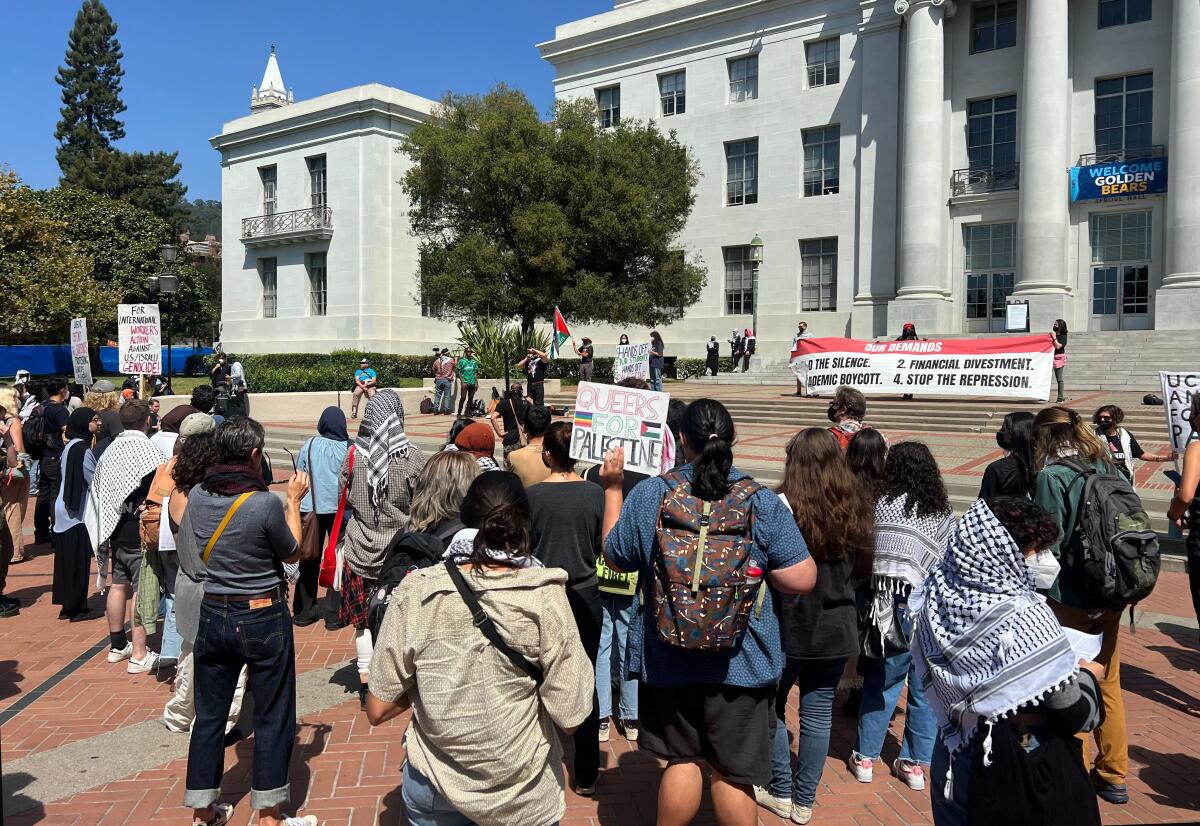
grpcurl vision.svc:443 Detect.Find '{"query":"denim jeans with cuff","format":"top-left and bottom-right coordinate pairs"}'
top-left (596, 593), bottom-right (638, 721)
top-left (769, 657), bottom-right (846, 806)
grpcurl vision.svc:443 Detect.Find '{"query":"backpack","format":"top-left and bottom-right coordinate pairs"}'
top-left (23, 404), bottom-right (49, 460)
top-left (651, 471), bottom-right (765, 651)
top-left (366, 520), bottom-right (461, 640)
top-left (828, 423), bottom-right (870, 451)
top-left (1057, 457), bottom-right (1160, 610)
top-left (419, 397), bottom-right (434, 415)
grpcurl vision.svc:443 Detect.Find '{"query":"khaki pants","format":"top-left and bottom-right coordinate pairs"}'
top-left (163, 642), bottom-right (246, 734)
top-left (351, 385), bottom-right (376, 413)
top-left (1051, 601), bottom-right (1128, 784)
top-left (1, 474), bottom-right (28, 562)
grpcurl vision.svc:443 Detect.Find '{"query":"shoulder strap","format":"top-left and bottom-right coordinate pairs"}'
top-left (443, 560), bottom-right (544, 685)
top-left (305, 439), bottom-right (317, 507)
top-left (202, 491), bottom-right (255, 565)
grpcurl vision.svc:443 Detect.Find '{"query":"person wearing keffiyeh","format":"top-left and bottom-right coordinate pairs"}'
top-left (913, 497), bottom-right (1103, 826)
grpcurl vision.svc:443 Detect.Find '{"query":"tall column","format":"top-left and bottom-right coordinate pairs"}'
top-left (1158, 0), bottom-right (1200, 329)
top-left (889, 0), bottom-right (952, 334)
top-left (1012, 0), bottom-right (1070, 328)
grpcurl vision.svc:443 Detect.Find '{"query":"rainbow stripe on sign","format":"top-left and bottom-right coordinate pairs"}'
top-left (641, 421), bottom-right (661, 440)
top-left (574, 411), bottom-right (594, 428)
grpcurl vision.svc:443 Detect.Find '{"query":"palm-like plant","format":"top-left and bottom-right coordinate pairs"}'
top-left (456, 317), bottom-right (551, 379)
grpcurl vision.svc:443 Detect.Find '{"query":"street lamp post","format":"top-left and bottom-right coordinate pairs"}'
top-left (749, 232), bottom-right (764, 343)
top-left (148, 244), bottom-right (180, 393)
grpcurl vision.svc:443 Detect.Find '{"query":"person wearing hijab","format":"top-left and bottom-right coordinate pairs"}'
top-left (52, 407), bottom-right (100, 620)
top-left (914, 497), bottom-right (1104, 826)
top-left (453, 421), bottom-right (501, 472)
top-left (294, 407), bottom-right (351, 626)
top-left (705, 335), bottom-right (720, 376)
top-left (339, 390), bottom-right (427, 708)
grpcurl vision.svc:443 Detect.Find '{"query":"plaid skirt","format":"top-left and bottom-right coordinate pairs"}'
top-left (337, 563), bottom-right (375, 631)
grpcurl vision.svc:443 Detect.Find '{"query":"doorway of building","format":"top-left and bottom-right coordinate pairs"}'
top-left (965, 271), bottom-right (1015, 333)
top-left (1090, 264), bottom-right (1150, 330)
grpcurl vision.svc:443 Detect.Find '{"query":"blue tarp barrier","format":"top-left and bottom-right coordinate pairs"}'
top-left (0, 345), bottom-right (212, 378)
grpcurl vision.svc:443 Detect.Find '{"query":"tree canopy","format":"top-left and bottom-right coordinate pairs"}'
top-left (399, 86), bottom-right (706, 333)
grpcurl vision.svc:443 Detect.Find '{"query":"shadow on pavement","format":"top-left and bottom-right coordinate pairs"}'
top-left (1, 771), bottom-right (45, 822)
top-left (1129, 745), bottom-right (1200, 810)
top-left (1121, 663), bottom-right (1200, 719)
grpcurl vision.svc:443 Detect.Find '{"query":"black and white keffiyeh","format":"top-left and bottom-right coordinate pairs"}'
top-left (910, 499), bottom-right (1079, 757)
top-left (356, 390), bottom-right (411, 508)
top-left (442, 528), bottom-right (544, 569)
top-left (84, 430), bottom-right (165, 550)
top-left (869, 495), bottom-right (953, 648)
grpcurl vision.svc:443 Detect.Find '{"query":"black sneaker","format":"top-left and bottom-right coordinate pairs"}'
top-left (1092, 770), bottom-right (1129, 804)
top-left (0, 603), bottom-right (19, 618)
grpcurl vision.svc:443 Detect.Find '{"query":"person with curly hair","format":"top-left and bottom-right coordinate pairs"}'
top-left (850, 441), bottom-right (953, 793)
top-left (1092, 404), bottom-right (1174, 486)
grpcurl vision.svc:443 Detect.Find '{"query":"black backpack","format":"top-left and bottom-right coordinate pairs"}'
top-left (23, 405), bottom-right (49, 460)
top-left (469, 399), bottom-right (486, 418)
top-left (366, 520), bottom-right (461, 640)
top-left (1058, 457), bottom-right (1160, 611)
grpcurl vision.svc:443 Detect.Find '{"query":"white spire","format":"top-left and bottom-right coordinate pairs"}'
top-left (250, 45), bottom-right (292, 113)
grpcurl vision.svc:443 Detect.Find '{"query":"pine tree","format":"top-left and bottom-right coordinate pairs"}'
top-left (54, 0), bottom-right (127, 189)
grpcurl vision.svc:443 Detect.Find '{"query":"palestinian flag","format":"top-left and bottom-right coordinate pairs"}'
top-left (549, 306), bottom-right (572, 359)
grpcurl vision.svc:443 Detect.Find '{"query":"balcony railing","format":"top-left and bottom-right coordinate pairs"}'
top-left (1077, 144), bottom-right (1166, 167)
top-left (241, 207), bottom-right (334, 247)
top-left (950, 164), bottom-right (1019, 197)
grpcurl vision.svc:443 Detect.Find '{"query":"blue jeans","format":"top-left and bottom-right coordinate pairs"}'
top-left (184, 598), bottom-right (296, 810)
top-left (769, 658), bottom-right (846, 806)
top-left (433, 378), bottom-right (453, 413)
top-left (402, 761), bottom-right (559, 826)
top-left (159, 551), bottom-right (182, 660)
top-left (929, 734), bottom-right (970, 826)
top-left (855, 605), bottom-right (936, 764)
top-left (597, 593), bottom-right (638, 721)
top-left (649, 366), bottom-right (663, 392)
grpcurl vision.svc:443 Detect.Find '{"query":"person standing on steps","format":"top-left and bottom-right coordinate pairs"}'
top-left (793, 322), bottom-right (813, 396)
top-left (455, 347), bottom-right (480, 417)
top-left (1052, 319), bottom-right (1068, 403)
top-left (740, 328), bottom-right (755, 374)
top-left (649, 331), bottom-right (665, 392)
top-left (516, 348), bottom-right (549, 406)
top-left (351, 358), bottom-right (378, 419)
top-left (1092, 405), bottom-right (1174, 487)
top-left (575, 337), bottom-right (595, 384)
top-left (433, 348), bottom-right (456, 415)
top-left (705, 336), bottom-right (721, 376)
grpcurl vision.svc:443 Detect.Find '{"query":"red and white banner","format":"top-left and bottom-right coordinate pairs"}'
top-left (790, 335), bottom-right (1055, 400)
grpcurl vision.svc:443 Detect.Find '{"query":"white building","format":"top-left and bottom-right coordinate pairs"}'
top-left (540, 0), bottom-right (1199, 354)
top-left (211, 49), bottom-right (457, 354)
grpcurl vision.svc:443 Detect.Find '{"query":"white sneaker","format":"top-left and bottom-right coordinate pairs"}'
top-left (598, 720), bottom-right (610, 742)
top-left (792, 805), bottom-right (813, 825)
top-left (892, 758), bottom-right (926, 791)
top-left (280, 817), bottom-right (319, 826)
top-left (127, 651), bottom-right (159, 674)
top-left (106, 642), bottom-right (132, 663)
top-left (849, 751), bottom-right (874, 783)
top-left (753, 786), bottom-right (791, 818)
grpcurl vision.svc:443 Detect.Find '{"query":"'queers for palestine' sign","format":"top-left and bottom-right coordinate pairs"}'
top-left (1160, 372), bottom-right (1200, 453)
top-left (117, 303), bottom-right (162, 375)
top-left (791, 335), bottom-right (1055, 401)
top-left (1070, 157), bottom-right (1167, 201)
top-left (569, 381), bottom-right (668, 476)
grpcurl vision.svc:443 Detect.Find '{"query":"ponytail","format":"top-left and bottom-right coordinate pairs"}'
top-left (680, 398), bottom-right (736, 501)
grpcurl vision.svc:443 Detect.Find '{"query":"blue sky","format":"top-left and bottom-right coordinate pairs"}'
top-left (1, 0), bottom-right (612, 201)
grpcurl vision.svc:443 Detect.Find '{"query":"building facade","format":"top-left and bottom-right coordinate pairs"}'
top-left (211, 50), bottom-right (458, 354)
top-left (540, 0), bottom-right (1199, 355)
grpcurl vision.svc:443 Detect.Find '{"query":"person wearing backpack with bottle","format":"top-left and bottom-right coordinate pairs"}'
top-left (1033, 405), bottom-right (1142, 806)
top-left (602, 398), bottom-right (817, 826)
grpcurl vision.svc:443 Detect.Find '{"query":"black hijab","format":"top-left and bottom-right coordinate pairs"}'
top-left (317, 406), bottom-right (349, 442)
top-left (159, 404), bottom-right (197, 435)
top-left (63, 407), bottom-right (96, 512)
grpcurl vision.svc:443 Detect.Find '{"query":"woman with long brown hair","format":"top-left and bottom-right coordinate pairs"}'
top-left (757, 429), bottom-right (874, 823)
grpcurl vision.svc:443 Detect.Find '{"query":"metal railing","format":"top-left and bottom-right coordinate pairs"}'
top-left (241, 207), bottom-right (333, 240)
top-left (1077, 145), bottom-right (1165, 167)
top-left (950, 164), bottom-right (1019, 196)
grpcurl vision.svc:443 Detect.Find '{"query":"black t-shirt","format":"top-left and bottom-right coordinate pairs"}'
top-left (1102, 429), bottom-right (1144, 481)
top-left (650, 341), bottom-right (665, 369)
top-left (211, 363), bottom-right (230, 386)
top-left (780, 554), bottom-right (858, 660)
top-left (112, 469), bottom-right (155, 549)
top-left (979, 455), bottom-right (1035, 500)
top-left (499, 398), bottom-right (528, 447)
top-left (579, 345), bottom-right (594, 365)
top-left (526, 358), bottom-right (547, 383)
top-left (42, 401), bottom-right (70, 457)
top-left (583, 463), bottom-right (650, 498)
top-left (527, 480), bottom-right (604, 590)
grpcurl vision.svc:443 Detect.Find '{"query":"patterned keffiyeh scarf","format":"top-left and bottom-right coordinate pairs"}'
top-left (84, 430), bottom-right (166, 551)
top-left (910, 500), bottom-right (1079, 757)
top-left (442, 528), bottom-right (544, 569)
top-left (356, 390), bottom-right (410, 508)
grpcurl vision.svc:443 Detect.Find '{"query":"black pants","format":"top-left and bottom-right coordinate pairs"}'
top-left (457, 384), bottom-right (477, 417)
top-left (528, 381), bottom-right (545, 406)
top-left (293, 513), bottom-right (336, 620)
top-left (34, 456), bottom-right (62, 544)
top-left (567, 585), bottom-right (602, 789)
top-left (1188, 525), bottom-right (1200, 625)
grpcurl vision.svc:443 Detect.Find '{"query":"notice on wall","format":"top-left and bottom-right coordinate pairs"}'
top-left (1160, 372), bottom-right (1200, 452)
top-left (69, 317), bottom-right (92, 386)
top-left (790, 335), bottom-right (1055, 401)
top-left (614, 343), bottom-right (650, 382)
top-left (569, 381), bottom-right (668, 476)
top-left (117, 303), bottom-right (161, 375)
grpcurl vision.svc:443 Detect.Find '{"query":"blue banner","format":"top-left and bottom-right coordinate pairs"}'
top-left (1070, 157), bottom-right (1167, 201)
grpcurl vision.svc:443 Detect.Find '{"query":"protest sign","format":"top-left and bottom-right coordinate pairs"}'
top-left (790, 335), bottom-right (1054, 400)
top-left (117, 303), bottom-right (162, 375)
top-left (69, 317), bottom-right (92, 386)
top-left (1160, 372), bottom-right (1200, 452)
top-left (569, 381), bottom-right (668, 476)
top-left (614, 343), bottom-right (650, 382)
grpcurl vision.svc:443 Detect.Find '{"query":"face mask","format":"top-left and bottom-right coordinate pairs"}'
top-left (826, 404), bottom-right (839, 424)
top-left (995, 430), bottom-right (1009, 451)
top-left (1026, 550), bottom-right (1061, 590)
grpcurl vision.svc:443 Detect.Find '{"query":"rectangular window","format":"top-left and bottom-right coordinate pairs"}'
top-left (260, 166), bottom-right (277, 216)
top-left (1095, 73), bottom-right (1153, 160)
top-left (597, 85), bottom-right (620, 128)
top-left (307, 252), bottom-right (327, 317)
top-left (260, 257), bottom-right (277, 319)
top-left (971, 0), bottom-right (1017, 54)
top-left (800, 238), bottom-right (838, 312)
top-left (659, 71), bottom-right (686, 116)
top-left (725, 139), bottom-right (759, 206)
top-left (963, 223), bottom-right (1015, 319)
top-left (728, 55), bottom-right (759, 102)
top-left (1099, 0), bottom-right (1151, 27)
top-left (723, 246), bottom-right (757, 315)
top-left (806, 38), bottom-right (840, 88)
top-left (967, 95), bottom-right (1017, 175)
top-left (802, 126), bottom-right (840, 196)
top-left (307, 155), bottom-right (327, 211)
top-left (1090, 211), bottom-right (1151, 263)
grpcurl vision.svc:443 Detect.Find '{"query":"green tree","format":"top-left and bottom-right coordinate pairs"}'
top-left (181, 198), bottom-right (222, 239)
top-left (0, 171), bottom-right (119, 344)
top-left (100, 150), bottom-right (187, 224)
top-left (400, 86), bottom-right (706, 333)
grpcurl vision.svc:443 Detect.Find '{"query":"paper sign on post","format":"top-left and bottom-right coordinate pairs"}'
top-left (69, 317), bottom-right (92, 386)
top-left (569, 381), bottom-right (668, 476)
top-left (614, 343), bottom-right (650, 382)
top-left (117, 303), bottom-right (162, 375)
top-left (1160, 372), bottom-right (1200, 453)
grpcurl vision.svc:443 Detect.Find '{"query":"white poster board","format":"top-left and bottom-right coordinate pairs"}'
top-left (117, 303), bottom-right (162, 375)
top-left (1004, 301), bottom-right (1030, 333)
top-left (69, 317), bottom-right (92, 386)
top-left (569, 381), bottom-right (668, 476)
top-left (1160, 371), bottom-right (1200, 452)
top-left (614, 343), bottom-right (650, 382)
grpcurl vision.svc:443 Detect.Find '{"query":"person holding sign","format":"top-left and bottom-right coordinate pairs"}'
top-left (1168, 395), bottom-right (1200, 629)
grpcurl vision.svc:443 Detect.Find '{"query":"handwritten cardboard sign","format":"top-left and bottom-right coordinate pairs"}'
top-left (569, 381), bottom-right (668, 476)
top-left (69, 317), bottom-right (92, 386)
top-left (614, 342), bottom-right (650, 382)
top-left (117, 303), bottom-right (161, 375)
top-left (1160, 372), bottom-right (1200, 452)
